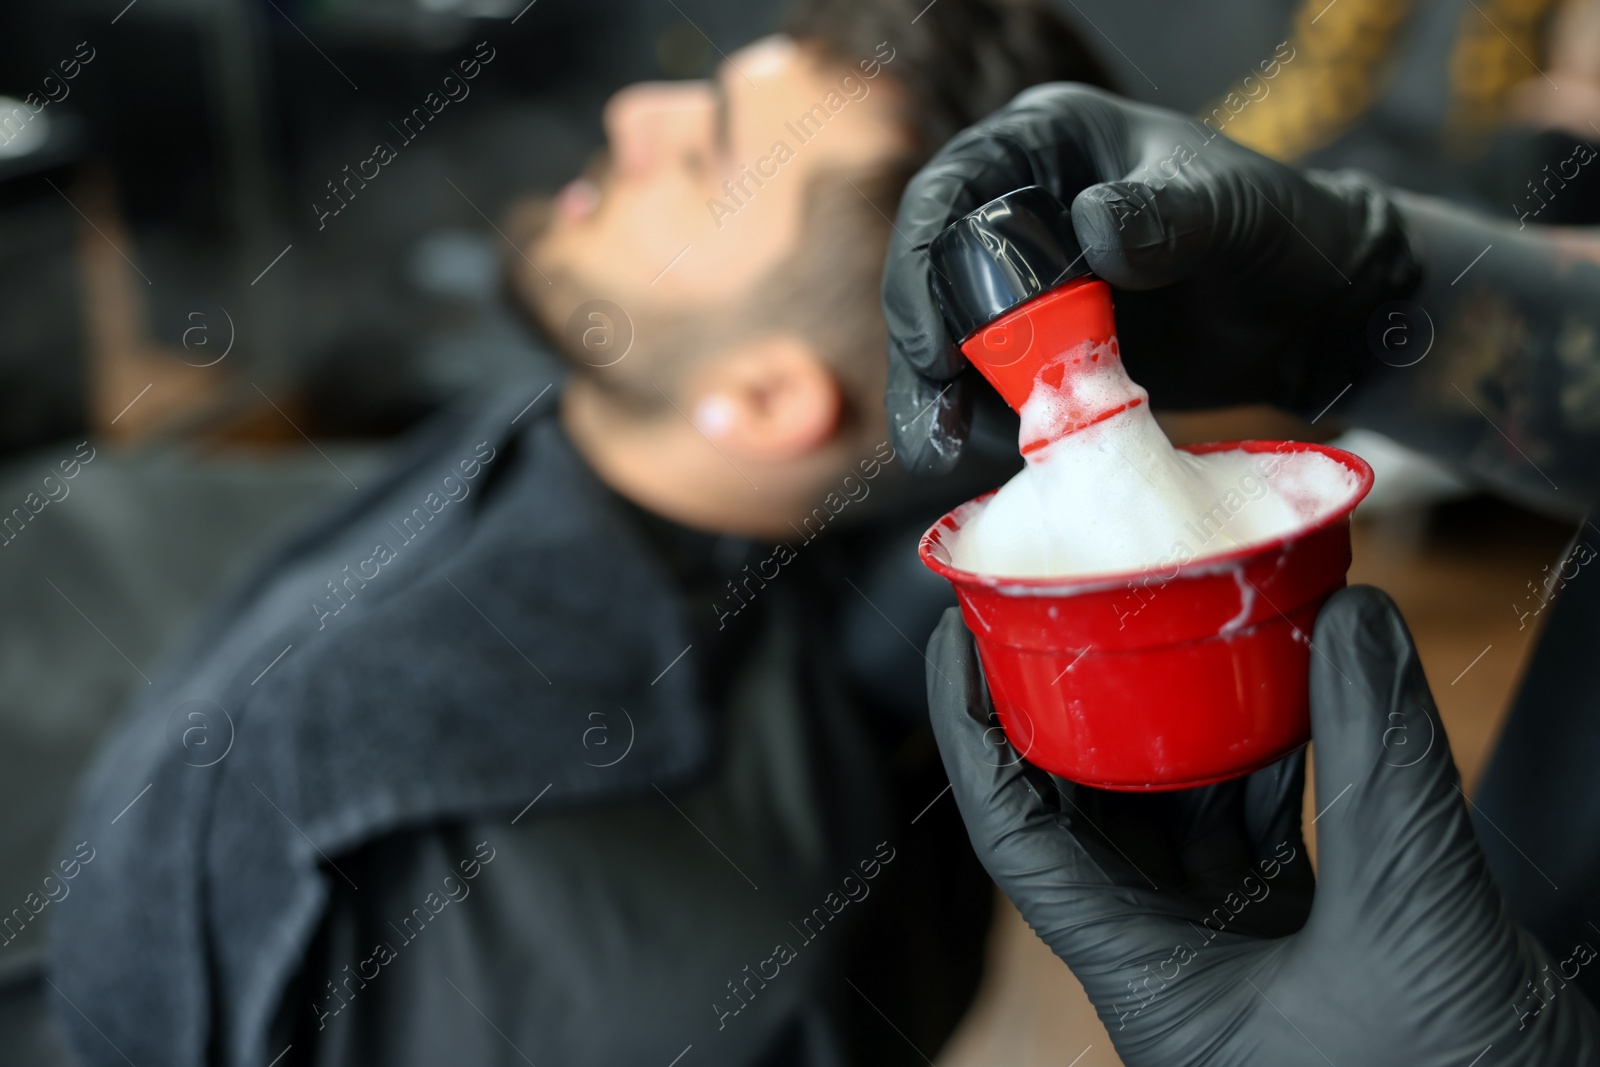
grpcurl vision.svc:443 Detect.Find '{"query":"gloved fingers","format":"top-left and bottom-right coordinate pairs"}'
top-left (1083, 754), bottom-right (1310, 939)
top-left (1240, 746), bottom-right (1311, 874)
top-left (926, 608), bottom-right (1207, 970)
top-left (886, 357), bottom-right (971, 477)
top-left (882, 142), bottom-right (1026, 384)
top-left (1072, 177), bottom-right (1238, 292)
top-left (962, 370), bottom-right (1024, 462)
top-left (1228, 748), bottom-right (1316, 935)
top-left (882, 222), bottom-right (965, 386)
top-left (1303, 586), bottom-right (1487, 911)
top-left (1076, 745), bottom-right (1304, 887)
top-left (1004, 84), bottom-right (1254, 291)
top-left (883, 83), bottom-right (1126, 383)
top-left (1069, 130), bottom-right (1381, 299)
top-left (1070, 135), bottom-right (1319, 293)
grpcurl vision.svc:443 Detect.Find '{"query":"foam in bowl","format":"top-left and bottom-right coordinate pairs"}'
top-left (947, 345), bottom-right (1362, 580)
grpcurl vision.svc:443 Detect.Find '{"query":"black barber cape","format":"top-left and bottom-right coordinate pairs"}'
top-left (48, 383), bottom-right (977, 1066)
top-left (1474, 523), bottom-right (1600, 1008)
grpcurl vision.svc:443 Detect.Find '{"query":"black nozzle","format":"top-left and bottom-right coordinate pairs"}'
top-left (927, 186), bottom-right (1092, 343)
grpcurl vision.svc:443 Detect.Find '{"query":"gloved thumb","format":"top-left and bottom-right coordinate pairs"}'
top-left (1301, 585), bottom-right (1489, 925)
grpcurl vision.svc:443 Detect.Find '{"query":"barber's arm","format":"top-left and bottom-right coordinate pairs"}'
top-left (925, 586), bottom-right (1600, 1065)
top-left (882, 84), bottom-right (1600, 513)
top-left (1348, 195), bottom-right (1600, 516)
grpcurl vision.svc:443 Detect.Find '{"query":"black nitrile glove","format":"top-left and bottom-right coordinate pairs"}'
top-left (884, 84), bottom-right (1420, 475)
top-left (927, 586), bottom-right (1600, 1065)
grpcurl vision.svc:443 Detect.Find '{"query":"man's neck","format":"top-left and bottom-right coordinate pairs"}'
top-left (560, 379), bottom-right (822, 540)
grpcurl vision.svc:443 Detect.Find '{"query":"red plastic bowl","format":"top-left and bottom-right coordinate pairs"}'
top-left (920, 440), bottom-right (1374, 791)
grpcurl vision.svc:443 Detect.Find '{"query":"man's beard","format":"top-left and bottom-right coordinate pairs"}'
top-left (503, 151), bottom-right (611, 349)
top-left (502, 170), bottom-right (685, 416)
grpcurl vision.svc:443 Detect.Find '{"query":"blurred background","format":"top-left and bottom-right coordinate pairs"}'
top-left (5, 0), bottom-right (1597, 448)
top-left (0, 0), bottom-right (785, 448)
top-left (1, 1), bottom-right (1596, 1062)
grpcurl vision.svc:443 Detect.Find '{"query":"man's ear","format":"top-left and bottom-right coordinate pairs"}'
top-left (688, 334), bottom-right (842, 461)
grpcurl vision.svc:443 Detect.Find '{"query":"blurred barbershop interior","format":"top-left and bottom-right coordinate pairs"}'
top-left (0, 0), bottom-right (1598, 1064)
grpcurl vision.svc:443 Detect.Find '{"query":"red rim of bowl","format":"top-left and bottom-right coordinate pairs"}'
top-left (919, 440), bottom-right (1375, 595)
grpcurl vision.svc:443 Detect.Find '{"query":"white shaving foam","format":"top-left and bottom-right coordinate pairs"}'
top-left (949, 351), bottom-right (1360, 579)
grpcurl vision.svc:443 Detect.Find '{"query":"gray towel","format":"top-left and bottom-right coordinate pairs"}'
top-left (48, 383), bottom-right (716, 1067)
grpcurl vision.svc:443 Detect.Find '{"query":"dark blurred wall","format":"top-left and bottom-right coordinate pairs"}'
top-left (0, 0), bottom-right (790, 450)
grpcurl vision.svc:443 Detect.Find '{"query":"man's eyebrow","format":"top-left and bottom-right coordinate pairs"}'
top-left (712, 64), bottom-right (732, 157)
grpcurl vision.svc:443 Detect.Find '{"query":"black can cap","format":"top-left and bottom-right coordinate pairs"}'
top-left (928, 186), bottom-right (1092, 343)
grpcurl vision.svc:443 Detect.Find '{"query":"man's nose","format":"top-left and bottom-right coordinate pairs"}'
top-left (603, 81), bottom-right (715, 178)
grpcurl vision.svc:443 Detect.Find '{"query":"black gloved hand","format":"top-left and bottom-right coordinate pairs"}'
top-left (927, 586), bottom-right (1600, 1065)
top-left (884, 84), bottom-right (1420, 474)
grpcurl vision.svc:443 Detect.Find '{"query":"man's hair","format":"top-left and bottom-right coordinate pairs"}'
top-left (785, 0), bottom-right (1115, 164)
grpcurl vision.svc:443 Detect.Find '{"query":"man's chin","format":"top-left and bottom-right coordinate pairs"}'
top-left (503, 195), bottom-right (577, 312)
top-left (505, 193), bottom-right (556, 256)
top-left (508, 192), bottom-right (597, 288)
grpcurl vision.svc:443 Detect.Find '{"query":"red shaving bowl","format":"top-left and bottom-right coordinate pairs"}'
top-left (920, 440), bottom-right (1374, 790)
